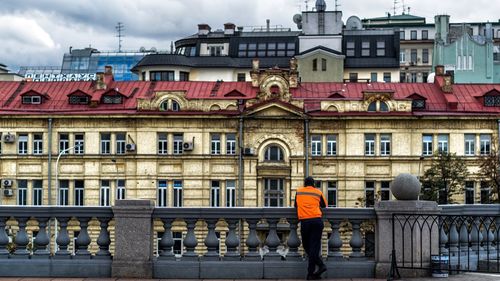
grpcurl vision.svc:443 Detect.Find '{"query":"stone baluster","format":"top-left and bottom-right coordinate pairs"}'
top-left (33, 217), bottom-right (50, 258)
top-left (95, 217), bottom-right (111, 259)
top-left (74, 217), bottom-right (92, 259)
top-left (264, 218), bottom-right (281, 260)
top-left (182, 218), bottom-right (198, 261)
top-left (244, 219), bottom-right (261, 261)
top-left (12, 217), bottom-right (30, 258)
top-left (448, 220), bottom-right (459, 256)
top-left (496, 218), bottom-right (500, 254)
top-left (54, 217), bottom-right (71, 258)
top-left (328, 219), bottom-right (343, 260)
top-left (224, 219), bottom-right (240, 260)
top-left (458, 219), bottom-right (470, 254)
top-left (483, 218), bottom-right (495, 255)
top-left (286, 218), bottom-right (301, 260)
top-left (470, 218), bottom-right (482, 254)
top-left (203, 219), bottom-right (219, 261)
top-left (439, 225), bottom-right (448, 255)
top-left (159, 218), bottom-right (175, 260)
top-left (349, 219), bottom-right (364, 259)
top-left (0, 217), bottom-right (10, 258)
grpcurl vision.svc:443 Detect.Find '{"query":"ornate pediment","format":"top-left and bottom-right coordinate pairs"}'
top-left (244, 100), bottom-right (305, 118)
top-left (250, 58), bottom-right (298, 104)
top-left (137, 91), bottom-right (187, 111)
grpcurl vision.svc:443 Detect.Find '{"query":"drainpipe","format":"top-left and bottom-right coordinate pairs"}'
top-left (238, 116), bottom-right (244, 207)
top-left (304, 118), bottom-right (310, 177)
top-left (47, 118), bottom-right (53, 205)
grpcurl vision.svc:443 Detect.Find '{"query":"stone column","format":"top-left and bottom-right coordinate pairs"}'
top-left (112, 200), bottom-right (155, 278)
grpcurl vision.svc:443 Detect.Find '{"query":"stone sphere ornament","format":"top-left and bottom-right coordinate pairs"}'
top-left (390, 173), bottom-right (421, 200)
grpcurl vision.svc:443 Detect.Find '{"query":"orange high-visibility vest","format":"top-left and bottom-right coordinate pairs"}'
top-left (295, 186), bottom-right (327, 220)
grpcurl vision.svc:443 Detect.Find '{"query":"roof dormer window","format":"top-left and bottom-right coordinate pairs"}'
top-left (102, 95), bottom-right (122, 104)
top-left (412, 99), bottom-right (426, 110)
top-left (484, 95), bottom-right (500, 107)
top-left (368, 101), bottom-right (389, 112)
top-left (69, 96), bottom-right (89, 105)
top-left (22, 96), bottom-right (41, 104)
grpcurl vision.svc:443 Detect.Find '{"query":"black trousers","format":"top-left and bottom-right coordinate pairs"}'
top-left (300, 218), bottom-right (325, 276)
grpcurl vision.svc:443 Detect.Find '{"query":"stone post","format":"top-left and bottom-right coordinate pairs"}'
top-left (112, 200), bottom-right (155, 278)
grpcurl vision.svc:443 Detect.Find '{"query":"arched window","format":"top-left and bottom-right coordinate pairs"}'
top-left (171, 100), bottom-right (180, 111)
top-left (264, 145), bottom-right (284, 161)
top-left (159, 100), bottom-right (168, 111)
top-left (159, 99), bottom-right (181, 111)
top-left (368, 102), bottom-right (377, 112)
top-left (379, 101), bottom-right (389, 112)
top-left (368, 101), bottom-right (390, 112)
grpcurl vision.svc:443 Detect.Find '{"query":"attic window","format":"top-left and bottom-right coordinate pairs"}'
top-left (102, 95), bottom-right (122, 104)
top-left (22, 96), bottom-right (41, 104)
top-left (484, 95), bottom-right (500, 107)
top-left (69, 95), bottom-right (89, 105)
top-left (368, 101), bottom-right (389, 112)
top-left (412, 99), bottom-right (426, 110)
top-left (159, 99), bottom-right (181, 111)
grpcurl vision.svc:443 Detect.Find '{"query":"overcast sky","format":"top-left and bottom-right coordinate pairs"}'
top-left (1, 0), bottom-right (498, 70)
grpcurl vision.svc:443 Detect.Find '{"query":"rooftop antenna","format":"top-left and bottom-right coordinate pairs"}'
top-left (407, 6), bottom-right (411, 15)
top-left (401, 0), bottom-right (406, 15)
top-left (334, 0), bottom-right (341, 11)
top-left (115, 22), bottom-right (125, 52)
top-left (393, 0), bottom-right (399, 16)
top-left (305, 0), bottom-right (309, 11)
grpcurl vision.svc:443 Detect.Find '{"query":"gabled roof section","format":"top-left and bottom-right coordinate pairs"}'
top-left (328, 92), bottom-right (345, 99)
top-left (407, 93), bottom-right (427, 100)
top-left (103, 88), bottom-right (126, 97)
top-left (20, 89), bottom-right (50, 99)
top-left (296, 45), bottom-right (344, 57)
top-left (244, 98), bottom-right (305, 118)
top-left (67, 89), bottom-right (91, 97)
top-left (224, 89), bottom-right (246, 97)
top-left (481, 89), bottom-right (500, 97)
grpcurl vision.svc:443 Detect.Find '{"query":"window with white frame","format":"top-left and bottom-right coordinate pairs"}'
top-left (58, 180), bottom-right (69, 206)
top-left (480, 134), bottom-right (491, 155)
top-left (210, 180), bottom-right (220, 207)
top-left (380, 134), bottom-right (391, 156)
top-left (74, 134), bottom-right (84, 154)
top-left (117, 179), bottom-right (126, 200)
top-left (226, 180), bottom-right (236, 207)
top-left (100, 133), bottom-right (111, 155)
top-left (264, 178), bottom-right (284, 207)
top-left (437, 134), bottom-right (449, 154)
top-left (211, 134), bottom-right (221, 155)
top-left (361, 41), bottom-right (370, 56)
top-left (326, 135), bottom-right (337, 156)
top-left (226, 133), bottom-right (236, 155)
top-left (173, 180), bottom-right (183, 207)
top-left (59, 133), bottom-right (69, 154)
top-left (172, 232), bottom-right (184, 257)
top-left (33, 180), bottom-right (43, 206)
top-left (74, 180), bottom-right (84, 206)
top-left (173, 134), bottom-right (183, 155)
top-left (464, 134), bottom-right (475, 156)
top-left (158, 180), bottom-right (168, 207)
top-left (376, 41), bottom-right (385, 56)
top-left (365, 134), bottom-right (375, 156)
top-left (33, 133), bottom-right (43, 155)
top-left (480, 181), bottom-right (490, 204)
top-left (422, 134), bottom-right (433, 156)
top-left (400, 51), bottom-right (406, 63)
top-left (381, 181), bottom-right (391, 201)
top-left (264, 145), bottom-right (284, 161)
top-left (465, 181), bottom-right (475, 204)
top-left (116, 133), bottom-right (126, 155)
top-left (18, 134), bottom-right (28, 155)
top-left (100, 180), bottom-right (110, 207)
top-left (17, 180), bottom-right (27, 206)
top-left (311, 135), bottom-right (322, 156)
top-left (365, 181), bottom-right (375, 207)
top-left (158, 133), bottom-right (168, 155)
top-left (327, 181), bottom-right (337, 207)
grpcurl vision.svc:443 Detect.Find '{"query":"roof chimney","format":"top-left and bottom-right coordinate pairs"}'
top-left (224, 23), bottom-right (236, 35)
top-left (198, 24), bottom-right (211, 36)
top-left (266, 19), bottom-right (270, 32)
top-left (104, 65), bottom-right (114, 85)
top-left (435, 65), bottom-right (445, 76)
top-left (96, 72), bottom-right (106, 90)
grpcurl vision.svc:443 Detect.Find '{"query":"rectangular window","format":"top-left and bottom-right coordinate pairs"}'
top-left (59, 133), bottom-right (69, 154)
top-left (18, 134), bottom-right (28, 155)
top-left (264, 178), bottom-right (284, 207)
top-left (211, 133), bottom-right (221, 155)
top-left (321, 58), bottom-right (327, 71)
top-left (17, 180), bottom-right (27, 206)
top-left (400, 51), bottom-right (406, 63)
top-left (349, 73), bottom-right (358, 82)
top-left (327, 181), bottom-right (337, 207)
top-left (411, 30), bottom-right (417, 40)
top-left (312, 59), bottom-right (318, 71)
top-left (117, 179), bottom-right (126, 200)
top-left (365, 181), bottom-right (375, 207)
top-left (438, 134), bottom-right (449, 154)
top-left (116, 133), bottom-right (126, 155)
top-left (422, 30), bottom-right (429, 40)
top-left (237, 73), bottom-right (246, 82)
top-left (361, 41), bottom-right (370, 56)
top-left (422, 134), bottom-right (433, 156)
top-left (480, 134), bottom-right (491, 155)
top-left (410, 73), bottom-right (417, 83)
top-left (464, 134), bottom-right (475, 156)
top-left (74, 134), bottom-right (84, 155)
top-left (380, 134), bottom-right (391, 156)
top-left (33, 133), bottom-right (43, 155)
top-left (383, 73), bottom-right (391, 83)
top-left (173, 180), bottom-right (183, 207)
top-left (381, 181), bottom-right (391, 201)
top-left (158, 133), bottom-right (168, 155)
top-left (58, 180), bottom-right (69, 206)
top-left (173, 134), bottom-right (183, 155)
top-left (100, 180), bottom-right (110, 207)
top-left (179, 71), bottom-right (190, 81)
top-left (376, 41), bottom-right (385, 56)
top-left (33, 180), bottom-right (43, 206)
top-left (480, 181), bottom-right (490, 204)
top-left (172, 232), bottom-right (183, 256)
top-left (210, 180), bottom-right (220, 207)
top-left (411, 49), bottom-right (417, 63)
top-left (400, 31), bottom-right (405, 40)
top-left (226, 133), bottom-right (236, 155)
top-left (370, 72), bottom-right (378, 83)
top-left (422, 49), bottom-right (429, 64)
top-left (311, 135), bottom-right (322, 156)
top-left (326, 135), bottom-right (337, 156)
top-left (465, 181), bottom-right (475, 204)
top-left (365, 134), bottom-right (375, 156)
top-left (346, 41), bottom-right (355, 57)
top-left (74, 180), bottom-right (84, 206)
top-left (100, 133), bottom-right (111, 155)
top-left (150, 71), bottom-right (174, 81)
top-left (226, 180), bottom-right (236, 207)
top-left (158, 180), bottom-right (168, 207)
top-left (400, 72), bottom-right (406, 83)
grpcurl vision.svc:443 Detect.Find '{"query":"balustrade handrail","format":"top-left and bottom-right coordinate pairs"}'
top-left (0, 206), bottom-right (113, 219)
top-left (441, 204), bottom-right (500, 216)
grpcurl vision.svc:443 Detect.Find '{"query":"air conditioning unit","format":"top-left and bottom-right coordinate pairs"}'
top-left (2, 179), bottom-right (13, 187)
top-left (183, 142), bottom-right (194, 151)
top-left (3, 189), bottom-right (13, 197)
top-left (3, 134), bottom-right (15, 143)
top-left (125, 143), bottom-right (136, 152)
top-left (244, 148), bottom-right (255, 156)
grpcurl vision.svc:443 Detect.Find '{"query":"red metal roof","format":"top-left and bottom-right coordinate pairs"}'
top-left (0, 78), bottom-right (499, 116)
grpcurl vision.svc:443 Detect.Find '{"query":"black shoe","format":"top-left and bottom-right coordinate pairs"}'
top-left (306, 274), bottom-right (321, 280)
top-left (313, 264), bottom-right (327, 277)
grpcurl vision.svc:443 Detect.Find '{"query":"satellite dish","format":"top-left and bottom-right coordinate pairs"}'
top-left (293, 14), bottom-right (303, 29)
top-left (346, 16), bottom-right (363, 30)
top-left (139, 47), bottom-right (146, 52)
top-left (150, 47), bottom-right (157, 52)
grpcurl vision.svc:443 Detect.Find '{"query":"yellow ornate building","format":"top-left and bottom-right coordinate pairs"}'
top-left (0, 64), bottom-right (499, 208)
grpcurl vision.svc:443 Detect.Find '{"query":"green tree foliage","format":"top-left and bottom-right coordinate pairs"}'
top-left (478, 144), bottom-right (500, 203)
top-left (420, 152), bottom-right (469, 204)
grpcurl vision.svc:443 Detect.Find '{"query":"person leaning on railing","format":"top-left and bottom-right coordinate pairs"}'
top-left (294, 176), bottom-right (328, 280)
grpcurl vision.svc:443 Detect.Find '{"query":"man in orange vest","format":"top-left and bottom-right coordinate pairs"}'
top-left (295, 176), bottom-right (327, 280)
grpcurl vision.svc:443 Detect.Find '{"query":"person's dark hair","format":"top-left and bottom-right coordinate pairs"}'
top-left (304, 176), bottom-right (315, 187)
